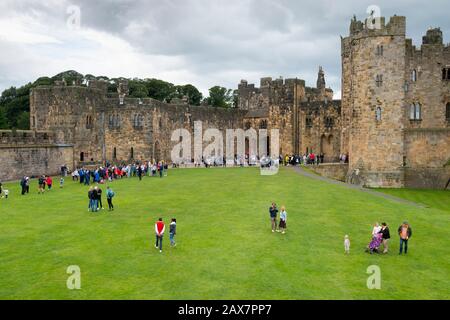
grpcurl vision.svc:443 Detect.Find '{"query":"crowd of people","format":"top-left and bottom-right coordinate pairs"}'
top-left (72, 161), bottom-right (168, 184)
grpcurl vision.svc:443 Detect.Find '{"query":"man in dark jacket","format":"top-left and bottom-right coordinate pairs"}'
top-left (269, 203), bottom-right (278, 233)
top-left (398, 221), bottom-right (412, 255)
top-left (379, 222), bottom-right (391, 254)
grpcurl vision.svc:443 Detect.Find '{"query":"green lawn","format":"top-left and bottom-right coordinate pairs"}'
top-left (0, 167), bottom-right (449, 300)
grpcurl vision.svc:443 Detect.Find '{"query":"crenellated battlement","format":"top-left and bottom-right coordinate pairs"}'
top-left (348, 15), bottom-right (406, 38)
top-left (0, 130), bottom-right (55, 146)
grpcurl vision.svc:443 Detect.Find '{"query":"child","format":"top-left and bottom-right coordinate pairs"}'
top-left (60, 177), bottom-right (64, 188)
top-left (279, 206), bottom-right (287, 234)
top-left (170, 218), bottom-right (177, 247)
top-left (344, 235), bottom-right (350, 254)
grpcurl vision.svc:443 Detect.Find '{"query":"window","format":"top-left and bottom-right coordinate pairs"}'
top-left (244, 122), bottom-right (251, 130)
top-left (443, 68), bottom-right (450, 81)
top-left (376, 75), bottom-right (383, 87)
top-left (446, 103), bottom-right (450, 121)
top-left (411, 69), bottom-right (417, 82)
top-left (113, 148), bottom-right (117, 160)
top-left (86, 116), bottom-right (93, 129)
top-left (133, 114), bottom-right (143, 129)
top-left (325, 117), bottom-right (334, 128)
top-left (375, 107), bottom-right (382, 122)
top-left (410, 103), bottom-right (421, 120)
top-left (376, 45), bottom-right (384, 56)
top-left (306, 116), bottom-right (313, 128)
top-left (259, 120), bottom-right (268, 129)
top-left (130, 147), bottom-right (134, 159)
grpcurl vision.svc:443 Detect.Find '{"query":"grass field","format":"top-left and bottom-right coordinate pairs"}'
top-left (0, 167), bottom-right (449, 300)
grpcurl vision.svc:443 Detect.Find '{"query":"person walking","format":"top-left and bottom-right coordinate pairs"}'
top-left (269, 203), bottom-right (278, 233)
top-left (38, 175), bottom-right (45, 194)
top-left (379, 222), bottom-right (391, 254)
top-left (169, 218), bottom-right (177, 247)
top-left (398, 221), bottom-right (412, 255)
top-left (106, 186), bottom-right (115, 211)
top-left (155, 218), bottom-right (165, 253)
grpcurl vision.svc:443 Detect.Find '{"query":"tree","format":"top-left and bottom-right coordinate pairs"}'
top-left (17, 111), bottom-right (30, 130)
top-left (0, 108), bottom-right (8, 129)
top-left (206, 86), bottom-right (233, 108)
top-left (176, 84), bottom-right (203, 106)
top-left (33, 77), bottom-right (53, 87)
top-left (143, 79), bottom-right (175, 102)
top-left (129, 80), bottom-right (148, 98)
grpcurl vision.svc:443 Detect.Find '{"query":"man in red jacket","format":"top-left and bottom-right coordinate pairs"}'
top-left (155, 218), bottom-right (165, 253)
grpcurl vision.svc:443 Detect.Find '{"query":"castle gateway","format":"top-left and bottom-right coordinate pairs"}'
top-left (2, 15), bottom-right (450, 188)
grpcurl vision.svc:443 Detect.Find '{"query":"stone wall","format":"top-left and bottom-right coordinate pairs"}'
top-left (311, 163), bottom-right (348, 182)
top-left (0, 130), bottom-right (73, 181)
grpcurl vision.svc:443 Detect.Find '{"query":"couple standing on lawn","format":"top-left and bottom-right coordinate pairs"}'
top-left (269, 203), bottom-right (287, 234)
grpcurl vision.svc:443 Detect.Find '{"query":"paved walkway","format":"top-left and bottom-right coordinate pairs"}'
top-left (290, 166), bottom-right (426, 208)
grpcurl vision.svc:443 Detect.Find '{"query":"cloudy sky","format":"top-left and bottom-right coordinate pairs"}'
top-left (0, 0), bottom-right (449, 99)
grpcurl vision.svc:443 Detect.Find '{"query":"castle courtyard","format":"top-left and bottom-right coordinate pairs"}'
top-left (0, 167), bottom-right (448, 299)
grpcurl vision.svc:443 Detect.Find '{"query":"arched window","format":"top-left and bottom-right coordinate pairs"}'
top-left (130, 147), bottom-right (134, 159)
top-left (412, 69), bottom-right (417, 82)
top-left (446, 103), bottom-right (450, 121)
top-left (410, 103), bottom-right (421, 120)
top-left (376, 107), bottom-right (382, 122)
top-left (113, 147), bottom-right (117, 160)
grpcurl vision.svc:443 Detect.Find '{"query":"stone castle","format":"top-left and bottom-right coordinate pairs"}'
top-left (1, 15), bottom-right (449, 188)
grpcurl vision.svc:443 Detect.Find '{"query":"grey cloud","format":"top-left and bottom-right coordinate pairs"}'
top-left (0, 0), bottom-right (449, 96)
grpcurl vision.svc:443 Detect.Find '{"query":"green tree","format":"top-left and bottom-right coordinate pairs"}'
top-left (0, 108), bottom-right (8, 129)
top-left (17, 111), bottom-right (30, 130)
top-left (129, 80), bottom-right (148, 98)
top-left (176, 84), bottom-right (203, 105)
top-left (144, 79), bottom-right (176, 102)
top-left (206, 86), bottom-right (233, 108)
top-left (33, 77), bottom-right (53, 87)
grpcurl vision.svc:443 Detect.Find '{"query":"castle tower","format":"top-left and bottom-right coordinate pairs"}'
top-left (341, 15), bottom-right (407, 187)
top-left (316, 66), bottom-right (326, 90)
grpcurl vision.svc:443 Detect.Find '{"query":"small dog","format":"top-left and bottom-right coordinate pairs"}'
top-left (344, 235), bottom-right (350, 254)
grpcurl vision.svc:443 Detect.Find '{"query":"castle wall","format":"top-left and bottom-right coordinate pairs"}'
top-left (0, 130), bottom-right (73, 181)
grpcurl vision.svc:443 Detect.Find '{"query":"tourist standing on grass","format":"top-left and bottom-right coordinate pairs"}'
top-left (170, 218), bottom-right (177, 247)
top-left (379, 222), bottom-right (391, 254)
top-left (46, 176), bottom-right (53, 191)
top-left (155, 218), bottom-right (165, 253)
top-left (269, 203), bottom-right (278, 233)
top-left (38, 175), bottom-right (45, 194)
top-left (279, 206), bottom-right (287, 234)
top-left (97, 186), bottom-right (104, 210)
top-left (344, 235), bottom-right (350, 254)
top-left (398, 221), bottom-right (412, 255)
top-left (92, 187), bottom-right (99, 212)
top-left (106, 186), bottom-right (115, 211)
